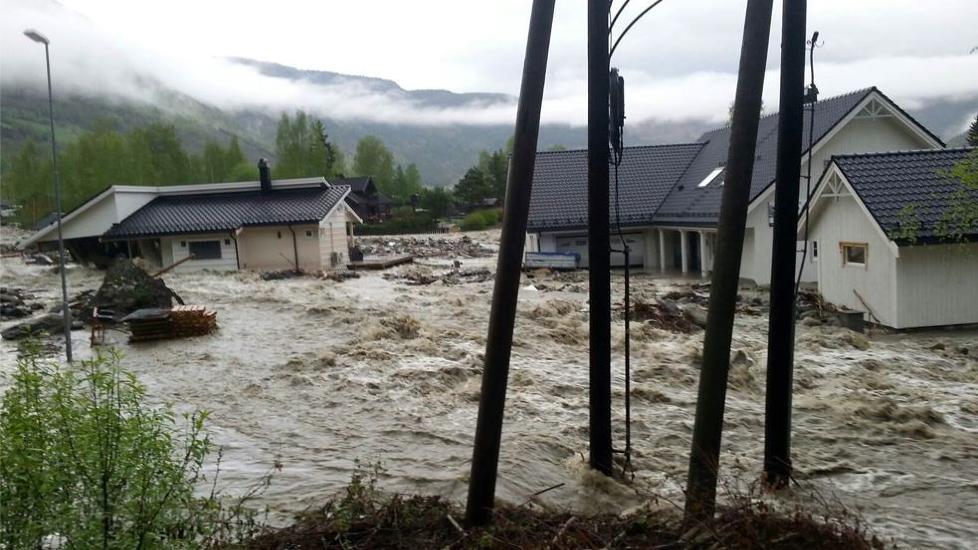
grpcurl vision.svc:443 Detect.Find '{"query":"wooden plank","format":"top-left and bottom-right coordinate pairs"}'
top-left (347, 254), bottom-right (415, 270)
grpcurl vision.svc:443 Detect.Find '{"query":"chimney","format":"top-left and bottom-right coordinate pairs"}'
top-left (258, 158), bottom-right (272, 193)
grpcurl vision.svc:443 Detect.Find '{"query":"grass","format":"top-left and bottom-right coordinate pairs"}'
top-left (235, 464), bottom-right (886, 549)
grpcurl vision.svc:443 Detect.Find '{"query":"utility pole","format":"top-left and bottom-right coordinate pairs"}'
top-left (587, 0), bottom-right (613, 477)
top-left (464, 0), bottom-right (555, 527)
top-left (764, 0), bottom-right (807, 488)
top-left (684, 0), bottom-right (773, 524)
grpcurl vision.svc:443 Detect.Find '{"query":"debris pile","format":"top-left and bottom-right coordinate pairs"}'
top-left (261, 269), bottom-right (305, 281)
top-left (123, 305), bottom-right (217, 342)
top-left (629, 297), bottom-right (702, 333)
top-left (83, 258), bottom-right (182, 321)
top-left (385, 266), bottom-right (493, 285)
top-left (0, 287), bottom-right (44, 319)
top-left (323, 270), bottom-right (361, 282)
top-left (357, 235), bottom-right (493, 259)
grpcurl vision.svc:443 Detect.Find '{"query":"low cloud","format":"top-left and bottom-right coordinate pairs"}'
top-left (3, 0), bottom-right (976, 130)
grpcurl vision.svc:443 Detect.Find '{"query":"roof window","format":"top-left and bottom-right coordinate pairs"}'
top-left (697, 167), bottom-right (724, 188)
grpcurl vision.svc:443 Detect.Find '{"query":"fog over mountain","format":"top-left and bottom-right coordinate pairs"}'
top-left (2, 0), bottom-right (976, 185)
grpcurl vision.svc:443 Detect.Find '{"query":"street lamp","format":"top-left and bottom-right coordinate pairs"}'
top-left (24, 28), bottom-right (73, 363)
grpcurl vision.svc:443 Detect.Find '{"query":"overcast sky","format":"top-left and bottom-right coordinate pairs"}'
top-left (3, 0), bottom-right (977, 128)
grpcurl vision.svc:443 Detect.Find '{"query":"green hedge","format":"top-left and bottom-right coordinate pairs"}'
top-left (460, 208), bottom-right (503, 231)
top-left (357, 211), bottom-right (437, 235)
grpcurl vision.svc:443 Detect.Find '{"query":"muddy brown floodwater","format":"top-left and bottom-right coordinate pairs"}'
top-left (2, 228), bottom-right (976, 549)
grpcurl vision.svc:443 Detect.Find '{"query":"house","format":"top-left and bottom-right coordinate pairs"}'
top-left (18, 161), bottom-right (362, 272)
top-left (801, 148), bottom-right (977, 328)
top-left (525, 87), bottom-right (945, 284)
top-left (334, 176), bottom-right (392, 222)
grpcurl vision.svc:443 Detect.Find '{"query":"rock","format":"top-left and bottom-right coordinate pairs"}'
top-left (681, 304), bottom-right (709, 328)
top-left (82, 258), bottom-right (181, 320)
top-left (2, 313), bottom-right (69, 340)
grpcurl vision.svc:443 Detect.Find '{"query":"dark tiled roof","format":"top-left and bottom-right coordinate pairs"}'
top-left (102, 185), bottom-right (350, 239)
top-left (527, 143), bottom-right (706, 232)
top-left (653, 87), bottom-right (876, 226)
top-left (833, 147), bottom-right (978, 243)
top-left (331, 176), bottom-right (373, 193)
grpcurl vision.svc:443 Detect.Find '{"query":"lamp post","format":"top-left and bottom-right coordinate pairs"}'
top-left (24, 29), bottom-right (73, 363)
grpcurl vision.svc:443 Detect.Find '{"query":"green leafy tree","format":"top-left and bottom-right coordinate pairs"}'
top-left (274, 111), bottom-right (340, 179)
top-left (226, 135), bottom-right (246, 170)
top-left (934, 150), bottom-right (978, 240)
top-left (478, 149), bottom-right (508, 201)
top-left (454, 166), bottom-right (493, 207)
top-left (968, 114), bottom-right (978, 147)
top-left (3, 140), bottom-right (53, 224)
top-left (128, 123), bottom-right (193, 186)
top-left (419, 187), bottom-right (453, 219)
top-left (353, 135), bottom-right (396, 194)
top-left (893, 150), bottom-right (978, 243)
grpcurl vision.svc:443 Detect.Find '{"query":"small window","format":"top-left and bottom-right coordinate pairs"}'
top-left (189, 240), bottom-right (222, 260)
top-left (812, 240), bottom-right (818, 259)
top-left (224, 239), bottom-right (231, 245)
top-left (697, 167), bottom-right (724, 188)
top-left (277, 231), bottom-right (282, 239)
top-left (841, 242), bottom-right (867, 267)
top-left (180, 241), bottom-right (187, 247)
top-left (305, 230), bottom-right (313, 237)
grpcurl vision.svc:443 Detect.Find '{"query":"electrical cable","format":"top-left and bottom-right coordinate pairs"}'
top-left (609, 0), bottom-right (632, 34)
top-left (794, 32), bottom-right (820, 302)
top-left (609, 0), bottom-right (668, 59)
top-left (608, 65), bottom-right (632, 475)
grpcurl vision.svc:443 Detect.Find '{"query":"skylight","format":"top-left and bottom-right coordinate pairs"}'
top-left (697, 167), bottom-right (724, 188)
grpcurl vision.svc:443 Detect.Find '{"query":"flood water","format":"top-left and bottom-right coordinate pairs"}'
top-left (2, 229), bottom-right (976, 549)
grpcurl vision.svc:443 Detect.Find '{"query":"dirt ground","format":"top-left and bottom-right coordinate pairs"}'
top-left (1, 227), bottom-right (976, 549)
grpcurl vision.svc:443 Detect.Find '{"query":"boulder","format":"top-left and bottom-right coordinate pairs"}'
top-left (2, 313), bottom-right (67, 340)
top-left (82, 258), bottom-right (181, 320)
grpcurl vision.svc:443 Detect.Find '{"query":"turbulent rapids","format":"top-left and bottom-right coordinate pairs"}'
top-left (1, 229), bottom-right (976, 549)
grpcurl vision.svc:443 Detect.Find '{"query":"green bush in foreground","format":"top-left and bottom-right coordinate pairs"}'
top-left (0, 345), bottom-right (264, 549)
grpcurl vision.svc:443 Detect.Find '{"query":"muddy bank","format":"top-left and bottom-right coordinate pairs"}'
top-left (2, 229), bottom-right (976, 549)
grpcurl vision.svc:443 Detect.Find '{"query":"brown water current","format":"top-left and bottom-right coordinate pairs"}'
top-left (2, 229), bottom-right (976, 548)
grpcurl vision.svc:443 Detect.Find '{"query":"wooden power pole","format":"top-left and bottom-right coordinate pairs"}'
top-left (684, 0), bottom-right (774, 524)
top-left (587, 0), bottom-right (614, 477)
top-left (764, 0), bottom-right (808, 488)
top-left (464, 0), bottom-right (555, 527)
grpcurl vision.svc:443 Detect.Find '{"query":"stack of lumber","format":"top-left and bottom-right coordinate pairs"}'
top-left (170, 305), bottom-right (218, 337)
top-left (123, 305), bottom-right (217, 342)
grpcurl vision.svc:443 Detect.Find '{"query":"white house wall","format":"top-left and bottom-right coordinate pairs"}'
top-left (318, 206), bottom-right (354, 270)
top-left (742, 107), bottom-right (936, 286)
top-left (895, 244), bottom-right (978, 328)
top-left (161, 233), bottom-right (238, 272)
top-left (808, 195), bottom-right (898, 326)
top-left (239, 225), bottom-right (320, 272)
top-left (112, 190), bottom-right (157, 223)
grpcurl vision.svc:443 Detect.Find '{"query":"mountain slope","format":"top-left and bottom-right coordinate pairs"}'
top-left (2, 59), bottom-right (974, 187)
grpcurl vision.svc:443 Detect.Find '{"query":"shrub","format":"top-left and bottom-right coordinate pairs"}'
top-left (357, 211), bottom-right (437, 235)
top-left (0, 345), bottom-right (264, 549)
top-left (460, 208), bottom-right (503, 231)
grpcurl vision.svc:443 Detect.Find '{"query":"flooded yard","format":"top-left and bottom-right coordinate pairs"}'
top-left (2, 229), bottom-right (976, 549)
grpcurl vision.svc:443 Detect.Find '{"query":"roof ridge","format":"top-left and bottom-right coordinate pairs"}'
top-left (535, 142), bottom-right (705, 155)
top-left (834, 146), bottom-right (976, 160)
top-left (696, 86), bottom-right (877, 137)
